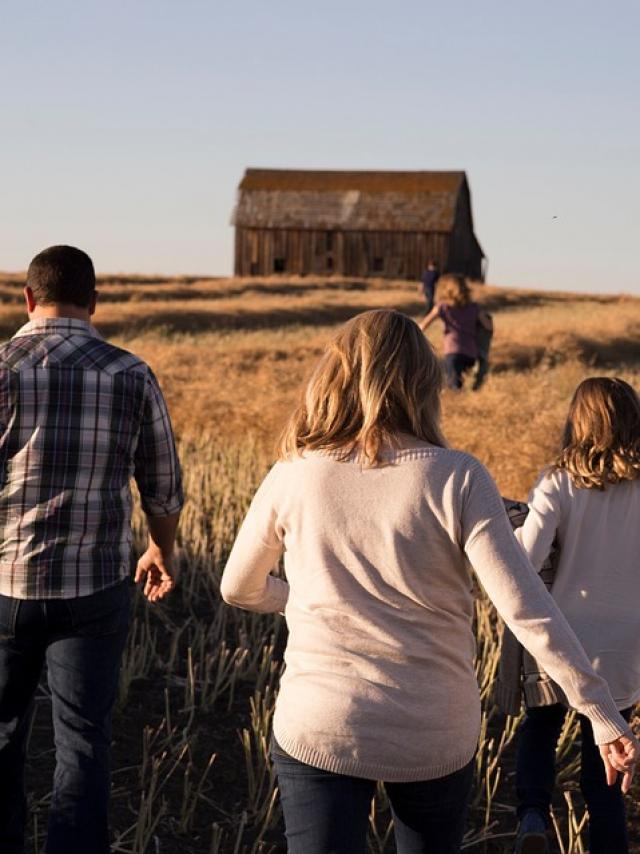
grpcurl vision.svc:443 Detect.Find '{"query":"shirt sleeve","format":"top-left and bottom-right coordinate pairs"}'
top-left (515, 470), bottom-right (564, 570)
top-left (461, 460), bottom-right (628, 744)
top-left (220, 464), bottom-right (289, 614)
top-left (133, 368), bottom-right (184, 517)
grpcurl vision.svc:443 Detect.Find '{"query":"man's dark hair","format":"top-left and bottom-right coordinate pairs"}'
top-left (27, 245), bottom-right (96, 308)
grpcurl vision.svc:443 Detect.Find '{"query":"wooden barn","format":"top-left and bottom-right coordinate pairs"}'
top-left (232, 168), bottom-right (486, 280)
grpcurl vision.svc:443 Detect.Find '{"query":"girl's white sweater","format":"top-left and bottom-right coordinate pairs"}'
top-left (517, 468), bottom-right (640, 710)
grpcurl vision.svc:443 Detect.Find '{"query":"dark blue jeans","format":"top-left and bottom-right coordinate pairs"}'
top-left (516, 703), bottom-right (633, 853)
top-left (471, 354), bottom-right (489, 391)
top-left (0, 579), bottom-right (132, 854)
top-left (443, 354), bottom-right (475, 390)
top-left (272, 740), bottom-right (474, 853)
top-left (422, 285), bottom-right (435, 314)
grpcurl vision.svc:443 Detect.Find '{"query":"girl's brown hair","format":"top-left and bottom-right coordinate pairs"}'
top-left (278, 309), bottom-right (446, 465)
top-left (555, 377), bottom-right (640, 489)
top-left (437, 273), bottom-right (471, 307)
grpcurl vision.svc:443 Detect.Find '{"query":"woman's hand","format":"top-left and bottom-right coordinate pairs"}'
top-left (599, 733), bottom-right (639, 793)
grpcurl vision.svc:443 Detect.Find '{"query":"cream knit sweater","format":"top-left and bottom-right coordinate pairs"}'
top-left (221, 443), bottom-right (629, 782)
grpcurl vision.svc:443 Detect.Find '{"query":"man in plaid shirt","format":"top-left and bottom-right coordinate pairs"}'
top-left (0, 246), bottom-right (184, 854)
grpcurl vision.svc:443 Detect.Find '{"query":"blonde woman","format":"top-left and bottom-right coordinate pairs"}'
top-left (221, 313), bottom-right (636, 854)
top-left (420, 273), bottom-right (491, 389)
top-left (514, 377), bottom-right (640, 854)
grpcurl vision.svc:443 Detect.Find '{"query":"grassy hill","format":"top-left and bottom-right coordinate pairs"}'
top-left (2, 273), bottom-right (637, 499)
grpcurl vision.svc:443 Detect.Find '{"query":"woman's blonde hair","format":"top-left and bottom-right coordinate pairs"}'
top-left (555, 377), bottom-right (640, 490)
top-left (437, 273), bottom-right (471, 307)
top-left (278, 309), bottom-right (446, 465)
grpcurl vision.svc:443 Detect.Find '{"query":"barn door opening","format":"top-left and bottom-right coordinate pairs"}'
top-left (325, 231), bottom-right (335, 274)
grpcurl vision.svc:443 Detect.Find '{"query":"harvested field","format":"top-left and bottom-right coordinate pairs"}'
top-left (1, 273), bottom-right (638, 852)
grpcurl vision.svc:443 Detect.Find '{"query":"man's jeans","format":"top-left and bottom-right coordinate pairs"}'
top-left (516, 703), bottom-right (633, 854)
top-left (272, 739), bottom-right (474, 853)
top-left (0, 579), bottom-right (131, 854)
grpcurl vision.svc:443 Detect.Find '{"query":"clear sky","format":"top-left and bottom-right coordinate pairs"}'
top-left (1, 0), bottom-right (638, 293)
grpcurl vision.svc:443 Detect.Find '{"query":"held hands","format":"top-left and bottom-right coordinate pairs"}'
top-left (135, 546), bottom-right (175, 602)
top-left (599, 734), bottom-right (640, 794)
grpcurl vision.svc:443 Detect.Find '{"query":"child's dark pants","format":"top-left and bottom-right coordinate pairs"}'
top-left (516, 703), bottom-right (633, 853)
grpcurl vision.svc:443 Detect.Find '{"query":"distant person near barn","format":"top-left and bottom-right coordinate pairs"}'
top-left (420, 273), bottom-right (492, 390)
top-left (419, 260), bottom-right (440, 313)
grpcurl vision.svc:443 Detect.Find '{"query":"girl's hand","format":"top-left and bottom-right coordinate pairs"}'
top-left (599, 734), bottom-right (639, 794)
top-left (420, 305), bottom-right (439, 332)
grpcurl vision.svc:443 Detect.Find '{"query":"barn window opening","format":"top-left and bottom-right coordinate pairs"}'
top-left (326, 232), bottom-right (334, 251)
top-left (372, 257), bottom-right (384, 273)
top-left (326, 257), bottom-right (334, 272)
top-left (273, 258), bottom-right (286, 273)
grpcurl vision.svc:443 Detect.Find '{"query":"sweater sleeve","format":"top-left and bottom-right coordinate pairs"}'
top-left (220, 464), bottom-right (289, 614)
top-left (515, 470), bottom-right (564, 570)
top-left (461, 460), bottom-right (629, 744)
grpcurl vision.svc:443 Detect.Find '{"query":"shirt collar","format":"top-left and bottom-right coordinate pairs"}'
top-left (12, 318), bottom-right (104, 341)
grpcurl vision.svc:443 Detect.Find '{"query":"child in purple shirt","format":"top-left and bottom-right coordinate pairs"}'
top-left (420, 274), bottom-right (492, 389)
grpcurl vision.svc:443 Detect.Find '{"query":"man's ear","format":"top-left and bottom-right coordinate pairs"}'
top-left (24, 286), bottom-right (37, 314)
top-left (89, 291), bottom-right (98, 316)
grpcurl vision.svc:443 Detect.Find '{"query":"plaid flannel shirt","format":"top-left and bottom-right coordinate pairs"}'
top-left (0, 318), bottom-right (184, 599)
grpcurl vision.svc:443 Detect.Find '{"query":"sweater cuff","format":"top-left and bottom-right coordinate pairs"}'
top-left (266, 576), bottom-right (290, 613)
top-left (582, 697), bottom-right (632, 745)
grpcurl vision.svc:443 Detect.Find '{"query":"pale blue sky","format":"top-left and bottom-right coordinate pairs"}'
top-left (1, 0), bottom-right (638, 293)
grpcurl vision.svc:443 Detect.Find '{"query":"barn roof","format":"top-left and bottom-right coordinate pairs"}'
top-left (239, 169), bottom-right (465, 194)
top-left (233, 169), bottom-right (467, 232)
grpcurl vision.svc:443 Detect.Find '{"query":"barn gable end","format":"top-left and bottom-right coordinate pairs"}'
top-left (232, 169), bottom-right (485, 280)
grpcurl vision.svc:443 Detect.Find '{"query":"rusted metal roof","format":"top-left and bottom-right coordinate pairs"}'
top-left (239, 169), bottom-right (465, 194)
top-left (234, 169), bottom-right (466, 232)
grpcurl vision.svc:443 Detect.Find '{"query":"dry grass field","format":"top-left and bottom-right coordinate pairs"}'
top-left (0, 272), bottom-right (639, 852)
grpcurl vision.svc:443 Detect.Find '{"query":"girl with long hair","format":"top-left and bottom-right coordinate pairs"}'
top-left (221, 314), bottom-right (636, 854)
top-left (514, 377), bottom-right (640, 853)
top-left (420, 273), bottom-right (492, 390)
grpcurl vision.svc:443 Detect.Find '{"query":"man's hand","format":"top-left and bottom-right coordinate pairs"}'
top-left (136, 512), bottom-right (181, 602)
top-left (599, 734), bottom-right (639, 794)
top-left (135, 546), bottom-right (174, 602)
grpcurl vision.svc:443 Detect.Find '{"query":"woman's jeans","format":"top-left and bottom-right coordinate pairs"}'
top-left (516, 703), bottom-right (632, 853)
top-left (443, 354), bottom-right (475, 390)
top-left (0, 579), bottom-right (132, 854)
top-left (272, 740), bottom-right (474, 853)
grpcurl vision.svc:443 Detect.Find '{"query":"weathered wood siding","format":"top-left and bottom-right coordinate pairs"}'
top-left (235, 228), bottom-right (451, 279)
